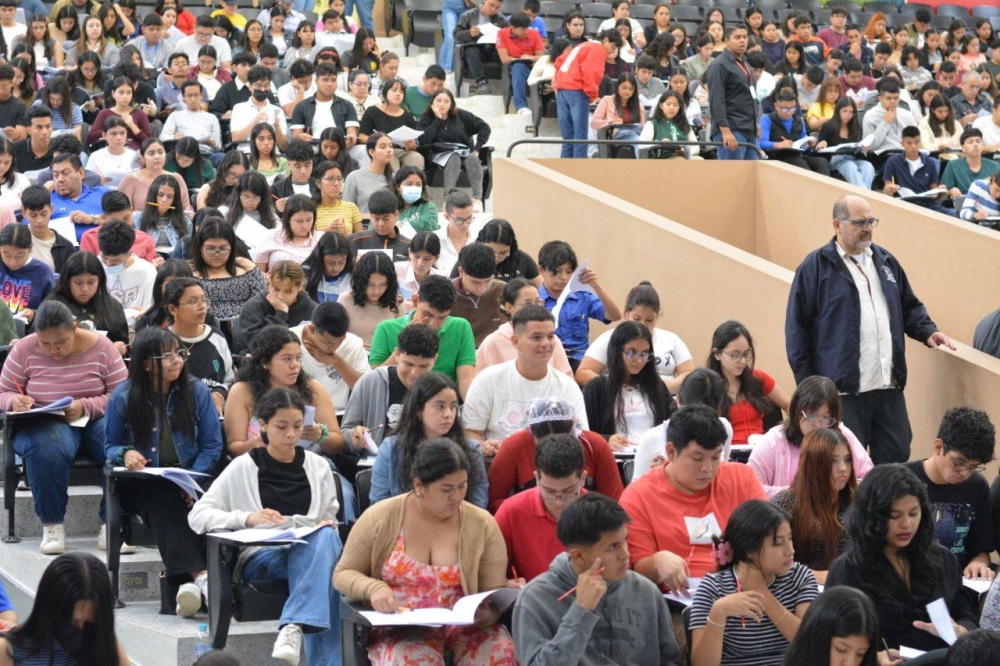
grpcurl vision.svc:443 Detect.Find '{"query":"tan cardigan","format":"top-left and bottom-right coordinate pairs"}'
top-left (333, 492), bottom-right (508, 603)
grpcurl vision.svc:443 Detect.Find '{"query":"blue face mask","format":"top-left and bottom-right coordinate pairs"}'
top-left (400, 185), bottom-right (422, 204)
top-left (103, 260), bottom-right (125, 276)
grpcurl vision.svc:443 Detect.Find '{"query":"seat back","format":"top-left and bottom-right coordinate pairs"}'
top-left (621, 459), bottom-right (634, 485)
top-left (356, 468), bottom-right (373, 515)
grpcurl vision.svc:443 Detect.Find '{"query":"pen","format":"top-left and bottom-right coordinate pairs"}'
top-left (271, 193), bottom-right (281, 200)
top-left (557, 567), bottom-right (604, 602)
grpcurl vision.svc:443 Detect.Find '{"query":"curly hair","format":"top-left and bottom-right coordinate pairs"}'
top-left (936, 406), bottom-right (996, 465)
top-left (349, 251), bottom-right (399, 313)
top-left (235, 325), bottom-right (315, 407)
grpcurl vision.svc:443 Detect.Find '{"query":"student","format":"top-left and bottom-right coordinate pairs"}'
top-left (335, 250), bottom-right (399, 349)
top-left (494, 432), bottom-right (584, 583)
top-left (17, 185), bottom-right (74, 272)
top-left (304, 231), bottom-right (353, 303)
top-left (918, 94), bottom-right (962, 154)
top-left (473, 217), bottom-right (540, 284)
top-left (394, 166), bottom-right (438, 234)
top-left (620, 404), bottom-right (768, 591)
top-left (369, 274), bottom-right (475, 394)
top-left (104, 327), bottom-right (222, 616)
top-left (0, 553), bottom-right (131, 664)
top-left (553, 30), bottom-right (623, 158)
top-left (348, 188), bottom-right (410, 262)
top-left (314, 161), bottom-right (363, 234)
top-left (50, 153), bottom-right (110, 243)
top-left (317, 128), bottom-right (358, 178)
top-left (942, 128), bottom-right (1000, 197)
top-left (789, 16), bottom-right (828, 67)
top-left (639, 91), bottom-right (702, 159)
top-left (195, 151), bottom-right (248, 211)
top-left (190, 387), bottom-right (342, 665)
top-left (335, 438), bottom-right (516, 663)
top-left (394, 231), bottom-right (443, 301)
top-left (338, 69), bottom-right (376, 123)
top-left (248, 122), bottom-right (288, 183)
top-left (253, 194), bottom-right (322, 271)
top-left (79, 190), bottom-right (160, 265)
top-left (782, 587), bottom-right (886, 666)
top-left (236, 260), bottom-right (317, 350)
top-left (289, 301), bottom-right (368, 414)
top-left (165, 139), bottom-right (216, 194)
top-left (402, 64), bottom-right (445, 120)
top-left (497, 12), bottom-right (545, 116)
top-left (882, 126), bottom-right (947, 214)
top-left (759, 90), bottom-right (831, 176)
top-left (434, 190), bottom-right (481, 277)
top-left (417, 89), bottom-right (491, 211)
top-left (271, 141), bottom-right (319, 210)
top-left (450, 242), bottom-right (505, 347)
top-left (707, 320), bottom-right (790, 445)
top-left (748, 375), bottom-right (872, 498)
top-left (359, 78), bottom-right (424, 172)
top-left (343, 133), bottom-right (395, 219)
top-left (487, 397), bottom-right (623, 513)
top-left (904, 407), bottom-right (996, 579)
top-left (87, 76), bottom-right (152, 152)
top-left (816, 98), bottom-right (876, 189)
top-left (861, 79), bottom-right (917, 154)
top-left (165, 277), bottom-right (234, 415)
top-left (771, 428), bottom-right (858, 582)
top-left (15, 106), bottom-right (53, 173)
top-left (477, 278), bottom-right (572, 376)
top-left (0, 301), bottom-right (128, 554)
top-left (690, 500), bottom-right (818, 666)
top-left (290, 62), bottom-right (361, 165)
top-left (0, 223), bottom-right (54, 324)
top-left (45, 252), bottom-right (130, 355)
top-left (538, 240), bottom-right (621, 370)
top-left (220, 171), bottom-right (280, 253)
top-left (160, 82), bottom-right (222, 162)
top-left (513, 492), bottom-right (681, 664)
top-left (635, 54), bottom-right (666, 103)
top-left (960, 173), bottom-right (1000, 221)
top-left (948, 630), bottom-right (1000, 666)
top-left (463, 305), bottom-right (588, 456)
top-left (137, 174), bottom-right (192, 255)
top-left (188, 219), bottom-right (269, 322)
top-left (582, 321), bottom-right (673, 450)
top-left (827, 465), bottom-right (979, 651)
top-left (118, 138), bottom-right (193, 215)
top-left (97, 220), bottom-right (157, 321)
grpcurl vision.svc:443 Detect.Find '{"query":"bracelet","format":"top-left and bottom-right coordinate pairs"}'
top-left (706, 617), bottom-right (726, 628)
top-left (775, 610), bottom-right (791, 626)
top-left (315, 423), bottom-right (329, 444)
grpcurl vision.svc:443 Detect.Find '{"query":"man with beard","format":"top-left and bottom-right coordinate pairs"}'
top-left (785, 194), bottom-right (955, 464)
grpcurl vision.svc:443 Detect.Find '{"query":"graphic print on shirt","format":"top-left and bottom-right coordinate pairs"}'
top-left (108, 276), bottom-right (139, 310)
top-left (930, 501), bottom-right (975, 557)
top-left (0, 274), bottom-right (32, 313)
top-left (588, 605), bottom-right (648, 660)
top-left (495, 398), bottom-right (530, 439)
top-left (685, 513), bottom-right (722, 545)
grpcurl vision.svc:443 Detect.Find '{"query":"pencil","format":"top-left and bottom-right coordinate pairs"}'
top-left (12, 378), bottom-right (25, 396)
top-left (511, 565), bottom-right (519, 580)
top-left (148, 202), bottom-right (174, 210)
top-left (271, 193), bottom-right (281, 200)
top-left (557, 567), bottom-right (604, 602)
top-left (735, 573), bottom-right (746, 628)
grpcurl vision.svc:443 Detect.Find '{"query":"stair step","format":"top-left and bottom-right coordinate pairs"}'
top-left (0, 486), bottom-right (105, 539)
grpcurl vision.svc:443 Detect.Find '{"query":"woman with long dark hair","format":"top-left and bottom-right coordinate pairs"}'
top-left (135, 258), bottom-right (220, 332)
top-left (67, 51), bottom-right (107, 125)
top-left (360, 78), bottom-right (423, 171)
top-left (317, 127), bottom-right (357, 178)
top-left (771, 428), bottom-right (858, 581)
top-left (117, 138), bottom-right (192, 212)
top-left (336, 248), bottom-right (399, 349)
top-left (394, 165), bottom-right (437, 233)
top-left (0, 553), bottom-right (130, 664)
top-left (690, 500), bottom-right (818, 666)
top-left (918, 94), bottom-right (962, 154)
top-left (17, 13), bottom-right (63, 69)
top-left (827, 465), bottom-right (979, 650)
top-left (779, 41), bottom-right (807, 75)
top-left (138, 173), bottom-right (192, 253)
top-left (64, 15), bottom-right (120, 68)
top-left (254, 194), bottom-right (321, 271)
top-left (188, 219), bottom-right (268, 321)
top-left (706, 320), bottom-right (790, 445)
top-left (473, 218), bottom-right (540, 284)
top-left (104, 327), bottom-right (222, 617)
top-left (582, 320), bottom-right (673, 450)
top-left (49, 6), bottom-right (81, 48)
top-left (220, 171), bottom-right (279, 253)
top-left (45, 251), bottom-right (129, 354)
top-left (640, 90), bottom-right (702, 159)
top-left (370, 372), bottom-right (487, 508)
top-left (815, 97), bottom-right (875, 189)
top-left (87, 76), bottom-right (152, 151)
top-left (342, 132), bottom-right (394, 218)
top-left (36, 75), bottom-right (82, 141)
top-left (314, 160), bottom-right (362, 234)
top-left (233, 19), bottom-right (266, 60)
top-left (342, 27), bottom-right (380, 74)
top-left (590, 71), bottom-right (645, 157)
top-left (748, 375), bottom-right (871, 498)
top-left (782, 587), bottom-right (882, 666)
top-left (249, 122), bottom-right (288, 182)
top-left (0, 136), bottom-right (31, 213)
top-left (304, 231), bottom-right (353, 303)
top-left (165, 136), bottom-right (215, 192)
top-left (196, 150), bottom-right (248, 211)
top-left (417, 90), bottom-right (490, 210)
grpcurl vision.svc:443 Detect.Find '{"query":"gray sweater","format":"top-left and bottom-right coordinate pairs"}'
top-left (513, 552), bottom-right (681, 666)
top-left (339, 367), bottom-right (397, 447)
top-left (342, 167), bottom-right (392, 215)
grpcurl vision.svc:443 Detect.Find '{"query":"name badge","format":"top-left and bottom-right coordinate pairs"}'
top-left (749, 86), bottom-right (758, 100)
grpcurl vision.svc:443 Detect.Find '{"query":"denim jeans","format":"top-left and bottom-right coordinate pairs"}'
top-left (829, 155), bottom-right (876, 189)
top-left (343, 0), bottom-right (375, 31)
top-left (241, 527), bottom-right (343, 665)
top-left (463, 44), bottom-right (499, 83)
top-left (712, 130), bottom-right (761, 160)
top-left (510, 61), bottom-right (531, 110)
top-left (13, 417), bottom-right (107, 525)
top-left (439, 0), bottom-right (467, 72)
top-left (556, 89), bottom-right (591, 158)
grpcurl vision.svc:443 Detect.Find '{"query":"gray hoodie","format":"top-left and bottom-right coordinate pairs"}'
top-left (513, 552), bottom-right (681, 666)
top-left (339, 367), bottom-right (400, 446)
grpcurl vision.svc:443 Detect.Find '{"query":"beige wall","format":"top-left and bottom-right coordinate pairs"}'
top-left (495, 158), bottom-right (1000, 464)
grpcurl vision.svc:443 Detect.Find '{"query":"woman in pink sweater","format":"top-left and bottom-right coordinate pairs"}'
top-left (747, 375), bottom-right (872, 498)
top-left (0, 300), bottom-right (128, 555)
top-left (589, 72), bottom-right (646, 157)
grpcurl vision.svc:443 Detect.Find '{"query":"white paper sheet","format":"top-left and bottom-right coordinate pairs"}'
top-left (962, 577), bottom-right (993, 594)
top-left (296, 405), bottom-right (317, 448)
top-left (476, 22), bottom-right (500, 45)
top-left (898, 187), bottom-right (947, 199)
top-left (208, 524), bottom-right (325, 545)
top-left (7, 396), bottom-right (72, 417)
top-left (360, 589), bottom-right (518, 627)
top-left (899, 646), bottom-right (926, 659)
top-left (111, 466), bottom-right (211, 501)
top-left (551, 259), bottom-right (594, 321)
top-left (363, 431), bottom-right (379, 455)
top-left (926, 597), bottom-right (957, 645)
top-left (387, 126), bottom-right (424, 147)
top-left (791, 136), bottom-right (814, 150)
top-left (49, 217), bottom-right (80, 246)
top-left (233, 215), bottom-right (271, 251)
top-left (662, 577), bottom-right (702, 606)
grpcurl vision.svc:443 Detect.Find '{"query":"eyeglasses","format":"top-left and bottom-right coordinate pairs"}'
top-left (451, 216), bottom-right (474, 226)
top-left (151, 349), bottom-right (190, 362)
top-left (180, 298), bottom-right (211, 308)
top-left (947, 452), bottom-right (987, 475)
top-left (840, 217), bottom-right (879, 229)
top-left (203, 245), bottom-right (231, 256)
top-left (516, 298), bottom-right (545, 307)
top-left (776, 105), bottom-right (797, 113)
top-left (539, 485), bottom-right (581, 503)
top-left (624, 350), bottom-right (652, 362)
top-left (801, 411), bottom-right (837, 428)
top-left (241, 193), bottom-right (262, 204)
top-left (719, 350), bottom-right (754, 363)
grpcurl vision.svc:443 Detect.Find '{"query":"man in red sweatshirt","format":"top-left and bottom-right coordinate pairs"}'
top-left (553, 30), bottom-right (622, 158)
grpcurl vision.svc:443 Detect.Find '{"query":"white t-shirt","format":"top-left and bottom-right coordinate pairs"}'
top-left (106, 257), bottom-right (156, 317)
top-left (177, 34), bottom-right (232, 65)
top-left (461, 360), bottom-right (589, 441)
top-left (632, 417), bottom-right (735, 482)
top-left (31, 232), bottom-right (56, 271)
top-left (972, 115), bottom-right (1000, 148)
top-left (584, 327), bottom-right (693, 380)
top-left (230, 100), bottom-right (286, 150)
top-left (289, 324), bottom-right (369, 412)
top-left (0, 172), bottom-right (30, 212)
top-left (87, 147), bottom-right (138, 187)
top-left (1, 24), bottom-right (26, 59)
top-left (277, 80), bottom-right (316, 111)
top-left (311, 99), bottom-right (336, 136)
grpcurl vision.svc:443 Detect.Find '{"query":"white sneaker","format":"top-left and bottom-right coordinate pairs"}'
top-left (96, 524), bottom-right (136, 554)
top-left (517, 107), bottom-right (532, 116)
top-left (175, 582), bottom-right (203, 618)
top-left (472, 198), bottom-right (484, 213)
top-left (194, 572), bottom-right (209, 607)
top-left (271, 623), bottom-right (303, 665)
top-left (40, 524), bottom-right (66, 555)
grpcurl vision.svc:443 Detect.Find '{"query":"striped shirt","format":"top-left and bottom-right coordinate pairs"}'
top-left (960, 178), bottom-right (1000, 221)
top-left (0, 333), bottom-right (128, 418)
top-left (689, 563), bottom-right (819, 666)
top-left (316, 200), bottom-right (363, 234)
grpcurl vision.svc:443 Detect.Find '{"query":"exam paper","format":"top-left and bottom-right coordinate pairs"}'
top-left (477, 22), bottom-right (500, 45)
top-left (209, 524), bottom-right (325, 545)
top-left (49, 217), bottom-right (80, 246)
top-left (387, 126), bottom-right (424, 147)
top-left (360, 589), bottom-right (518, 627)
top-left (663, 577), bottom-right (702, 607)
top-left (233, 215), bottom-right (271, 251)
top-left (926, 598), bottom-right (957, 645)
top-left (551, 259), bottom-right (595, 321)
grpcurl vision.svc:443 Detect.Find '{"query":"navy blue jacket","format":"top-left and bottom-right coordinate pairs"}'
top-left (785, 238), bottom-right (938, 393)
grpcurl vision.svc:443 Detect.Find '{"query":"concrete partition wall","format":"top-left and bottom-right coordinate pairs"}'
top-left (494, 158), bottom-right (1000, 462)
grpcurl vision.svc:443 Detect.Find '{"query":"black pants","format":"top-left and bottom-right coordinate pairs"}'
top-left (118, 476), bottom-right (208, 583)
top-left (463, 44), bottom-right (500, 82)
top-left (840, 388), bottom-right (912, 464)
top-left (772, 153), bottom-right (831, 177)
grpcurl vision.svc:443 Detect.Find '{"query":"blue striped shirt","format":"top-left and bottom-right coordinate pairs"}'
top-left (960, 179), bottom-right (1000, 221)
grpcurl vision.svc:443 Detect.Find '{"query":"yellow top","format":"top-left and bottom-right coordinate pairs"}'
top-left (317, 200), bottom-right (363, 234)
top-left (211, 9), bottom-right (247, 29)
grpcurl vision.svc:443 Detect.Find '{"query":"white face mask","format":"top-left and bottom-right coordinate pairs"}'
top-left (400, 185), bottom-right (422, 204)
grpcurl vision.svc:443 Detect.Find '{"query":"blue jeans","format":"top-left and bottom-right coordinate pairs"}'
top-left (510, 61), bottom-right (531, 110)
top-left (712, 130), bottom-right (761, 161)
top-left (614, 128), bottom-right (641, 158)
top-left (829, 155), bottom-right (876, 189)
top-left (556, 89), bottom-right (591, 158)
top-left (241, 527), bottom-right (343, 665)
top-left (343, 0), bottom-right (375, 31)
top-left (13, 417), bottom-right (107, 524)
top-left (439, 0), bottom-right (467, 72)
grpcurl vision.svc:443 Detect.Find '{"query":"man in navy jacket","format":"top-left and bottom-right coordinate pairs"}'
top-left (785, 194), bottom-right (955, 463)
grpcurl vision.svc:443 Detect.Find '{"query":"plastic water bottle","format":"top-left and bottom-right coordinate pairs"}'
top-left (193, 623), bottom-right (211, 659)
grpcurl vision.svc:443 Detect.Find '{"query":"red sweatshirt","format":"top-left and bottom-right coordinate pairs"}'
top-left (487, 428), bottom-right (624, 514)
top-left (553, 40), bottom-right (608, 102)
top-left (80, 227), bottom-right (159, 263)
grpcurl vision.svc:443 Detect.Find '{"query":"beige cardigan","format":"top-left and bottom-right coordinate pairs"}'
top-left (333, 492), bottom-right (508, 603)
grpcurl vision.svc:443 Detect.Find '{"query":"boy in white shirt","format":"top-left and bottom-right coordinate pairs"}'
top-left (278, 59), bottom-right (316, 118)
top-left (159, 80), bottom-right (222, 157)
top-left (229, 65), bottom-right (287, 152)
top-left (290, 302), bottom-right (369, 413)
top-left (0, 0), bottom-right (26, 60)
top-left (97, 221), bottom-right (156, 323)
top-left (86, 117), bottom-right (138, 187)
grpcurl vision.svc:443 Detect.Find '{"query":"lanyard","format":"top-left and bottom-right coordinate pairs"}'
top-left (733, 55), bottom-right (753, 85)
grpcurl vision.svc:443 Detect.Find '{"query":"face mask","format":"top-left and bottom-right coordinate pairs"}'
top-left (103, 261), bottom-right (125, 276)
top-left (400, 186), bottom-right (422, 204)
top-left (252, 90), bottom-right (270, 102)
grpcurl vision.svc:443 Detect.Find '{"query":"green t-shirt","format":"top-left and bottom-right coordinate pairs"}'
top-left (399, 200), bottom-right (440, 233)
top-left (404, 86), bottom-right (433, 121)
top-left (941, 157), bottom-right (1000, 194)
top-left (369, 313), bottom-right (476, 381)
top-left (165, 154), bottom-right (217, 191)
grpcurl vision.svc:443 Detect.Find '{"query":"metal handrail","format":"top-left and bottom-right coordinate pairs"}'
top-left (504, 139), bottom-right (762, 158)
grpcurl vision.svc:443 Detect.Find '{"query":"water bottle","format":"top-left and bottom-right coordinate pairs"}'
top-left (193, 623), bottom-right (211, 659)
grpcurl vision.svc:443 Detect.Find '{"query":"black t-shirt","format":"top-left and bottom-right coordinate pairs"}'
top-left (0, 96), bottom-right (28, 131)
top-left (14, 139), bottom-right (52, 172)
top-left (250, 446), bottom-right (312, 517)
top-left (448, 249), bottom-right (539, 283)
top-left (904, 460), bottom-right (995, 569)
top-left (385, 366), bottom-right (408, 434)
